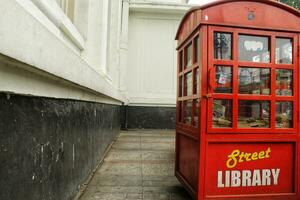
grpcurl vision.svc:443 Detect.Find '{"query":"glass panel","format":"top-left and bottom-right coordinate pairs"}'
top-left (179, 76), bottom-right (182, 97)
top-left (276, 38), bottom-right (293, 64)
top-left (194, 68), bottom-right (199, 94)
top-left (179, 51), bottom-right (183, 72)
top-left (213, 99), bottom-right (232, 128)
top-left (214, 66), bottom-right (232, 93)
top-left (185, 43), bottom-right (192, 68)
top-left (239, 35), bottom-right (270, 63)
top-left (276, 69), bottom-right (293, 96)
top-left (185, 71), bottom-right (192, 96)
top-left (238, 67), bottom-right (270, 95)
top-left (178, 101), bottom-right (182, 123)
top-left (193, 99), bottom-right (199, 127)
top-left (214, 32), bottom-right (232, 60)
top-left (238, 101), bottom-right (270, 128)
top-left (276, 102), bottom-right (293, 128)
top-left (184, 100), bottom-right (192, 125)
top-left (194, 36), bottom-right (199, 63)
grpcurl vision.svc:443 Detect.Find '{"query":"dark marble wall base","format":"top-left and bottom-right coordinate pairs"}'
top-left (0, 93), bottom-right (120, 200)
top-left (124, 106), bottom-right (176, 129)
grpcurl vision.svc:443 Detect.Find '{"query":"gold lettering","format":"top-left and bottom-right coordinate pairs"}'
top-left (239, 152), bottom-right (245, 163)
top-left (245, 153), bottom-right (251, 161)
top-left (258, 151), bottom-right (265, 159)
top-left (226, 150), bottom-right (240, 168)
top-left (226, 147), bottom-right (272, 169)
top-left (265, 147), bottom-right (271, 158)
top-left (251, 152), bottom-right (258, 160)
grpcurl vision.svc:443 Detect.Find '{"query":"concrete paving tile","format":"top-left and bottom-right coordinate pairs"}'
top-left (119, 132), bottom-right (141, 137)
top-left (142, 163), bottom-right (174, 176)
top-left (80, 191), bottom-right (125, 200)
top-left (125, 193), bottom-right (143, 199)
top-left (142, 150), bottom-right (174, 161)
top-left (140, 133), bottom-right (175, 138)
top-left (112, 141), bottom-right (141, 150)
top-left (142, 176), bottom-right (179, 187)
top-left (142, 160), bottom-right (173, 164)
top-left (89, 175), bottom-right (142, 186)
top-left (105, 150), bottom-right (141, 161)
top-left (143, 175), bottom-right (178, 181)
top-left (143, 185), bottom-right (186, 194)
top-left (86, 186), bottom-right (143, 194)
top-left (97, 162), bottom-right (141, 176)
top-left (80, 130), bottom-right (191, 200)
top-left (143, 193), bottom-right (170, 200)
top-left (118, 135), bottom-right (141, 142)
top-left (134, 129), bottom-right (175, 134)
top-left (141, 136), bottom-right (175, 143)
top-left (141, 142), bottom-right (175, 151)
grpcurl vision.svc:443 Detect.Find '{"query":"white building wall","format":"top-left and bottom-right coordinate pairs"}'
top-left (0, 0), bottom-right (189, 106)
top-left (127, 1), bottom-right (189, 106)
top-left (0, 0), bottom-right (125, 105)
top-left (127, 12), bottom-right (181, 106)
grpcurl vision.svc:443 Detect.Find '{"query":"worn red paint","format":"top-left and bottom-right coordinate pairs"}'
top-left (175, 0), bottom-right (300, 199)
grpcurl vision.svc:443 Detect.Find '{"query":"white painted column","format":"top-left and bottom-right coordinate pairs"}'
top-left (119, 0), bottom-right (130, 100)
top-left (100, 0), bottom-right (109, 75)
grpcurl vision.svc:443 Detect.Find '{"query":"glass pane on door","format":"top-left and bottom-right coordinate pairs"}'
top-left (238, 101), bottom-right (270, 128)
top-left (194, 68), bottom-right (199, 94)
top-left (184, 100), bottom-right (192, 125)
top-left (239, 35), bottom-right (270, 63)
top-left (178, 101), bottom-right (182, 123)
top-left (214, 66), bottom-right (232, 93)
top-left (276, 69), bottom-right (293, 96)
top-left (214, 32), bottom-right (232, 60)
top-left (194, 36), bottom-right (199, 63)
top-left (238, 67), bottom-right (270, 95)
top-left (212, 99), bottom-right (232, 128)
top-left (185, 71), bottom-right (192, 96)
top-left (185, 43), bottom-right (192, 68)
top-left (179, 51), bottom-right (183, 72)
top-left (193, 99), bottom-right (199, 127)
top-left (276, 38), bottom-right (293, 64)
top-left (276, 102), bottom-right (292, 128)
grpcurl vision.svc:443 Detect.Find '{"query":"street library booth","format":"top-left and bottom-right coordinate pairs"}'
top-left (175, 0), bottom-right (300, 199)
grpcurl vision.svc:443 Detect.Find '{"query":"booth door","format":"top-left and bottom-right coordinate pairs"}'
top-left (207, 26), bottom-right (298, 133)
top-left (204, 26), bottom-right (299, 198)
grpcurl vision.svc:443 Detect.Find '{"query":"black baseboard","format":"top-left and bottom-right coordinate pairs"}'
top-left (124, 106), bottom-right (176, 129)
top-left (0, 93), bottom-right (120, 200)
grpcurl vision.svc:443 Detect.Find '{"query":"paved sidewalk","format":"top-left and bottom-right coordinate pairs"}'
top-left (79, 130), bottom-right (192, 200)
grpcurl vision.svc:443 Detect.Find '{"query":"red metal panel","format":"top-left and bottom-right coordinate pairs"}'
top-left (175, 1), bottom-right (300, 200)
top-left (177, 133), bottom-right (198, 190)
top-left (205, 143), bottom-right (295, 196)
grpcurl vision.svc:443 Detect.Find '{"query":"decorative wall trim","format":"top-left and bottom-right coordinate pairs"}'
top-left (30, 0), bottom-right (85, 50)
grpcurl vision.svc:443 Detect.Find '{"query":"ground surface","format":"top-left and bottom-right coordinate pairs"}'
top-left (79, 130), bottom-right (192, 200)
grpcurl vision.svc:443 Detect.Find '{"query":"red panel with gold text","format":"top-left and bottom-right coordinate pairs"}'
top-left (205, 143), bottom-right (295, 196)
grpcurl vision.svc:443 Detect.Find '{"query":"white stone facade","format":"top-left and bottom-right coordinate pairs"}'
top-left (0, 0), bottom-right (190, 106)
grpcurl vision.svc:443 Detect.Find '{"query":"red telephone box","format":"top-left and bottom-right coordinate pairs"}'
top-left (175, 0), bottom-right (300, 199)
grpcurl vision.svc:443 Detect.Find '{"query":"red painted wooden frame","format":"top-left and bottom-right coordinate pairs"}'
top-left (207, 26), bottom-right (299, 134)
top-left (175, 1), bottom-right (300, 200)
